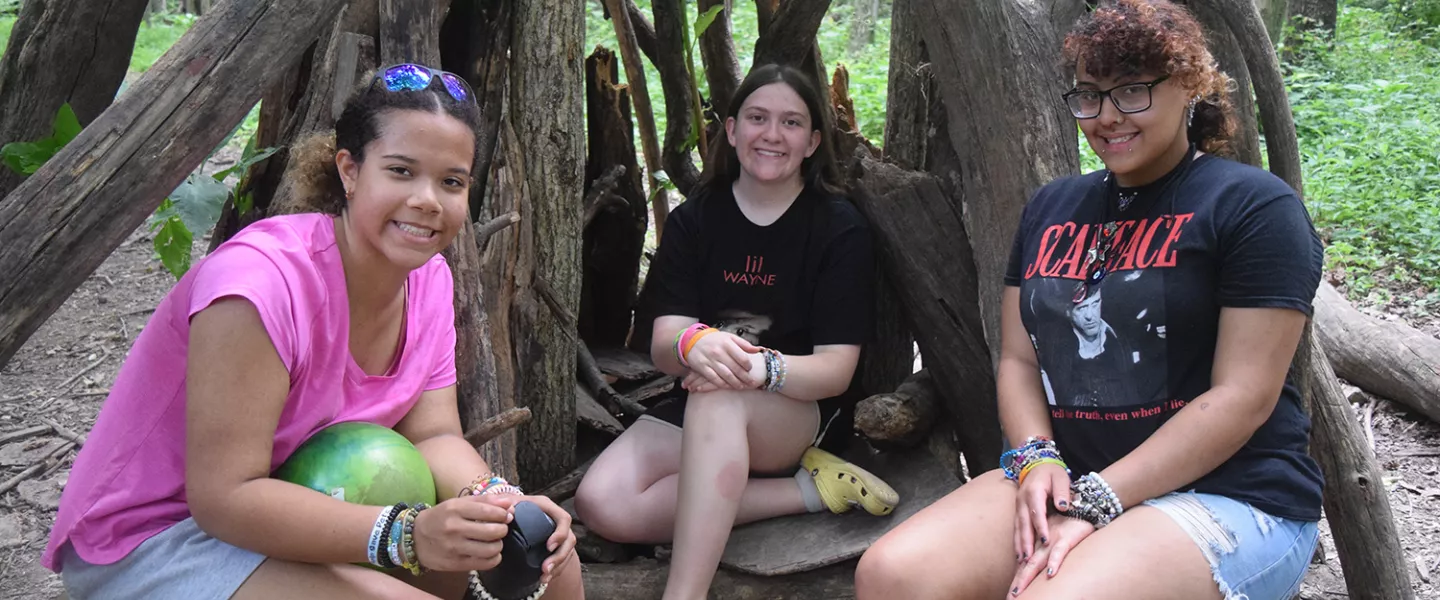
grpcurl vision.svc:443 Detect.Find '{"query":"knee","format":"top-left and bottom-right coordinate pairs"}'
top-left (855, 534), bottom-right (933, 600)
top-left (684, 389), bottom-right (749, 425)
top-left (574, 475), bottom-right (639, 544)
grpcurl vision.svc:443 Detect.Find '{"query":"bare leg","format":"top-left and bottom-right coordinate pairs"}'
top-left (855, 470), bottom-right (1220, 600)
top-left (664, 389), bottom-right (820, 600)
top-left (232, 560), bottom-right (442, 600)
top-left (575, 417), bottom-right (812, 545)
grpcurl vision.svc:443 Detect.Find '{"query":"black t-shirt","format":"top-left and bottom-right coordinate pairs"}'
top-left (641, 182), bottom-right (874, 393)
top-left (1004, 152), bottom-right (1325, 521)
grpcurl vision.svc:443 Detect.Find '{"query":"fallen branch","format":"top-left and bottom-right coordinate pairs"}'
top-left (578, 342), bottom-right (647, 416)
top-left (533, 457), bottom-right (595, 502)
top-left (463, 407), bottom-right (532, 448)
top-left (0, 440), bottom-right (75, 496)
top-left (855, 369), bottom-right (938, 447)
top-left (0, 425), bottom-right (51, 446)
top-left (37, 417), bottom-right (86, 447)
top-left (1314, 281), bottom-right (1440, 424)
top-left (55, 349), bottom-right (110, 394)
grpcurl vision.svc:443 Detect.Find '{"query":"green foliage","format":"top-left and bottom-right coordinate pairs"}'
top-left (0, 103), bottom-right (81, 175)
top-left (130, 14), bottom-right (195, 74)
top-left (148, 136), bottom-right (279, 278)
top-left (0, 16), bottom-right (17, 64)
top-left (1286, 4), bottom-right (1440, 297)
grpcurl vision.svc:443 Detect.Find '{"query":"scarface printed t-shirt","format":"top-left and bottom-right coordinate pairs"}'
top-left (1004, 151), bottom-right (1325, 521)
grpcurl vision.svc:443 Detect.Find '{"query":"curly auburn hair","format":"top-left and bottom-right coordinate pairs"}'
top-left (1062, 0), bottom-right (1237, 156)
top-left (287, 67), bottom-right (483, 215)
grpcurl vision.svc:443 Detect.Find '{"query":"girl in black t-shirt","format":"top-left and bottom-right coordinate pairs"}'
top-left (574, 64), bottom-right (899, 599)
top-left (857, 2), bottom-right (1323, 599)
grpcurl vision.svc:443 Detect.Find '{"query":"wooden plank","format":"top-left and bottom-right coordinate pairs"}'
top-left (719, 446), bottom-right (959, 576)
top-left (576, 383), bottom-right (624, 437)
top-left (620, 375), bottom-right (679, 405)
top-left (592, 347), bottom-right (661, 382)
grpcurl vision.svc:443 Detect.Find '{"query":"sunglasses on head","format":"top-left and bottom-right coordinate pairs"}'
top-left (376, 63), bottom-right (475, 104)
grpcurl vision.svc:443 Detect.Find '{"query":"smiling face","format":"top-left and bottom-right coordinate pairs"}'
top-left (336, 109), bottom-right (474, 271)
top-left (1075, 63), bottom-right (1194, 186)
top-left (725, 82), bottom-right (822, 187)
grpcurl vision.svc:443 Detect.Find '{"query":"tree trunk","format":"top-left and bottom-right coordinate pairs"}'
top-left (1188, 0), bottom-right (1263, 167)
top-left (882, 0), bottom-right (929, 171)
top-left (580, 48), bottom-right (648, 349)
top-left (600, 0), bottom-right (668, 243)
top-left (1288, 0), bottom-right (1336, 36)
top-left (0, 0), bottom-right (347, 369)
top-left (917, 0), bottom-right (1078, 366)
top-left (1314, 282), bottom-right (1440, 424)
top-left (697, 0), bottom-right (742, 119)
top-left (847, 156), bottom-right (1001, 475)
top-left (440, 0), bottom-right (513, 220)
top-left (506, 0), bottom-right (584, 487)
top-left (0, 0), bottom-right (150, 202)
top-left (847, 0), bottom-right (880, 55)
top-left (582, 559), bottom-right (857, 599)
top-left (650, 0), bottom-right (702, 197)
top-left (1253, 0), bottom-right (1290, 44)
top-left (1298, 326), bottom-right (1416, 599)
top-left (752, 0), bottom-right (833, 69)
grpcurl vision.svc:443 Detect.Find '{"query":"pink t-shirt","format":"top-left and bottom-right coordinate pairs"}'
top-left (43, 213), bottom-right (458, 570)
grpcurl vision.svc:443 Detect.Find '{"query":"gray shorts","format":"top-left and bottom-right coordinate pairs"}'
top-left (61, 517), bottom-right (266, 600)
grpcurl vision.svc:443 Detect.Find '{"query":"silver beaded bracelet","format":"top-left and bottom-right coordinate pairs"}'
top-left (468, 570), bottom-right (548, 600)
top-left (1065, 472), bottom-right (1123, 528)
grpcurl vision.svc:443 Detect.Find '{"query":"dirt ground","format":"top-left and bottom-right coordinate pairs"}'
top-left (1, 225), bottom-right (1437, 598)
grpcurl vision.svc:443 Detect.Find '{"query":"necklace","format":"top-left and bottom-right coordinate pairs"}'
top-left (1116, 189), bottom-right (1139, 212)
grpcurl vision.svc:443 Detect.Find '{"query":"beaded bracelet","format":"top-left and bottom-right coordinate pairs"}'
top-left (758, 348), bottom-right (787, 393)
top-left (1063, 472), bottom-right (1123, 529)
top-left (397, 503), bottom-right (431, 576)
top-left (367, 504), bottom-right (401, 568)
top-left (374, 502), bottom-right (407, 569)
top-left (460, 473), bottom-right (524, 498)
top-left (469, 570), bottom-right (549, 600)
top-left (1000, 436), bottom-right (1070, 482)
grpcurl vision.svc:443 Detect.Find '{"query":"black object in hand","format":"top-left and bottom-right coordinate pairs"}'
top-left (476, 501), bottom-right (556, 599)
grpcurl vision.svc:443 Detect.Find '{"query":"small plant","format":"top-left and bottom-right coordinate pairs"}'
top-left (0, 103), bottom-right (81, 175)
top-left (147, 136), bottom-right (278, 278)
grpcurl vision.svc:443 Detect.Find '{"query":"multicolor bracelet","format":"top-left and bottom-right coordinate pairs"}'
top-left (367, 504), bottom-right (404, 568)
top-left (759, 348), bottom-right (787, 393)
top-left (388, 502), bottom-right (430, 576)
top-left (469, 570), bottom-right (549, 600)
top-left (1063, 472), bottom-right (1123, 529)
top-left (674, 323), bottom-right (712, 367)
top-left (1000, 436), bottom-right (1070, 482)
top-left (1017, 457), bottom-right (1067, 487)
top-left (460, 473), bottom-right (524, 498)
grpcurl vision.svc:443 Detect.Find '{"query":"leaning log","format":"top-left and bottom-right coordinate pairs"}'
top-left (1314, 282), bottom-right (1440, 424)
top-left (0, 0), bottom-right (149, 201)
top-left (582, 558), bottom-right (857, 599)
top-left (855, 369), bottom-right (939, 447)
top-left (650, 0), bottom-right (702, 196)
top-left (1299, 326), bottom-right (1415, 599)
top-left (848, 155), bottom-right (1001, 475)
top-left (0, 0), bottom-right (348, 369)
top-left (916, 0), bottom-right (1078, 365)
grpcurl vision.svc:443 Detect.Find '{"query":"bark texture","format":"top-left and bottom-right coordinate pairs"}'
top-left (505, 0), bottom-right (585, 487)
top-left (697, 0), bottom-right (742, 119)
top-left (650, 0), bottom-right (702, 196)
top-left (916, 0), bottom-right (1079, 365)
top-left (1314, 282), bottom-right (1440, 424)
top-left (0, 0), bottom-right (150, 201)
top-left (1189, 0), bottom-right (1264, 167)
top-left (0, 0), bottom-right (347, 368)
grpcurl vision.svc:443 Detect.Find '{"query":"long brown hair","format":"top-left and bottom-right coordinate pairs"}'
top-left (696, 63), bottom-right (843, 195)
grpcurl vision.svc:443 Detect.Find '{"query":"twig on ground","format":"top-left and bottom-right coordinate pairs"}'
top-left (37, 417), bottom-right (85, 447)
top-left (0, 425), bottom-right (52, 446)
top-left (1417, 555), bottom-right (1432, 584)
top-left (0, 441), bottom-right (76, 495)
top-left (1394, 448), bottom-right (1440, 458)
top-left (69, 389), bottom-right (111, 398)
top-left (463, 407), bottom-right (532, 448)
top-left (55, 349), bottom-right (110, 394)
top-left (1363, 398), bottom-right (1376, 452)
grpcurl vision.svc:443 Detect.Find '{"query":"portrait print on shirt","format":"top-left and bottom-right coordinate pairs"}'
top-left (1021, 214), bottom-right (1186, 409)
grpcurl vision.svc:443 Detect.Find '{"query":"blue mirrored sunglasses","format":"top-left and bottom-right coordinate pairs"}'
top-left (378, 63), bottom-right (474, 104)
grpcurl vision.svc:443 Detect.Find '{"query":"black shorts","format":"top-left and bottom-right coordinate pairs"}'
top-left (640, 381), bottom-right (857, 454)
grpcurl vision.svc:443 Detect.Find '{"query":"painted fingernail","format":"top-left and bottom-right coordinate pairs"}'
top-left (1058, 500), bottom-right (1068, 509)
top-left (1040, 536), bottom-right (1048, 544)
top-left (1012, 587), bottom-right (1020, 596)
top-left (1047, 568), bottom-right (1054, 577)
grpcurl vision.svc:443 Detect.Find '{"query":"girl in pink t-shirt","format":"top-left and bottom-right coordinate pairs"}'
top-left (44, 64), bottom-right (583, 600)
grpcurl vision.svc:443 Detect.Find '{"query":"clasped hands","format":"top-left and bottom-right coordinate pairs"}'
top-left (680, 330), bottom-right (767, 394)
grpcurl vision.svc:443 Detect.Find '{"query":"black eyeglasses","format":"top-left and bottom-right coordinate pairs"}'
top-left (1074, 221), bottom-right (1119, 304)
top-left (374, 63), bottom-right (475, 104)
top-left (1062, 76), bottom-right (1169, 119)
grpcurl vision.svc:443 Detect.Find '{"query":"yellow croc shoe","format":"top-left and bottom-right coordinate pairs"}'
top-left (801, 446), bottom-right (900, 516)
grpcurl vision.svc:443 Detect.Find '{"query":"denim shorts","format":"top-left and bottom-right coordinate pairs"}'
top-left (60, 517), bottom-right (266, 600)
top-left (1144, 492), bottom-right (1318, 600)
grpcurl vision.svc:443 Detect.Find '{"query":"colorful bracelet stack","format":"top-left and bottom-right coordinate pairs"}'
top-left (460, 473), bottom-right (524, 498)
top-left (673, 323), bottom-right (715, 368)
top-left (759, 347), bottom-right (787, 392)
top-left (1065, 472), bottom-right (1123, 529)
top-left (999, 436), bottom-right (1071, 483)
top-left (469, 570), bottom-right (549, 600)
top-left (367, 502), bottom-right (429, 574)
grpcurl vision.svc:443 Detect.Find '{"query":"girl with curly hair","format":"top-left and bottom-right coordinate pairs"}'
top-left (855, 1), bottom-right (1323, 598)
top-left (44, 65), bottom-right (583, 600)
